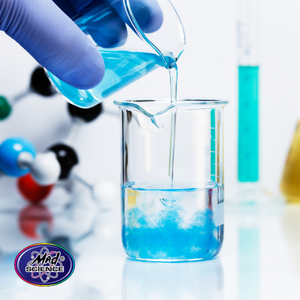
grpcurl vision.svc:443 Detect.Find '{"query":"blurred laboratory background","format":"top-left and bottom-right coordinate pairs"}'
top-left (1, 0), bottom-right (299, 196)
top-left (0, 0), bottom-right (300, 299)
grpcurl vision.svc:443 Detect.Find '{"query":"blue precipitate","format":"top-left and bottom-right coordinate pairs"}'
top-left (123, 208), bottom-right (220, 260)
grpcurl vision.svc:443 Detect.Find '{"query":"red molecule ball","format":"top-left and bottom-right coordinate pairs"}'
top-left (19, 205), bottom-right (53, 239)
top-left (17, 173), bottom-right (54, 204)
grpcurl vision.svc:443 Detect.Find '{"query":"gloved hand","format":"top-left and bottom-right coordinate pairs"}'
top-left (0, 0), bottom-right (163, 90)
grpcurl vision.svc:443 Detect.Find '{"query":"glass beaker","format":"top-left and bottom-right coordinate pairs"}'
top-left (114, 99), bottom-right (228, 261)
top-left (47, 0), bottom-right (186, 108)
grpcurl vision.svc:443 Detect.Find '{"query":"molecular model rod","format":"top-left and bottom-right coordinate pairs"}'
top-left (14, 103), bottom-right (103, 204)
top-left (0, 67), bottom-right (56, 121)
top-left (62, 118), bottom-right (85, 146)
top-left (12, 89), bottom-right (32, 103)
top-left (0, 137), bottom-right (60, 186)
top-left (47, 103), bottom-right (103, 184)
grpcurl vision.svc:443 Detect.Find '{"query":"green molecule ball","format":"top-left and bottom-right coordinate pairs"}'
top-left (0, 96), bottom-right (11, 120)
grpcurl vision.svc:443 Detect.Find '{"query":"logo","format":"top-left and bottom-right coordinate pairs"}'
top-left (14, 243), bottom-right (75, 286)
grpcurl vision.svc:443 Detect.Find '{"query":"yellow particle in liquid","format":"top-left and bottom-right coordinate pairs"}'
top-left (127, 189), bottom-right (140, 208)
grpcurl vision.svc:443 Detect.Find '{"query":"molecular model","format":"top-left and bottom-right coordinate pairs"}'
top-left (0, 66), bottom-right (118, 206)
top-left (0, 67), bottom-right (56, 121)
top-left (0, 192), bottom-right (98, 290)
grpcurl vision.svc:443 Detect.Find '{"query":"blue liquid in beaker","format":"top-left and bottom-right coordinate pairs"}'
top-left (238, 66), bottom-right (259, 182)
top-left (47, 50), bottom-right (173, 108)
top-left (122, 184), bottom-right (224, 261)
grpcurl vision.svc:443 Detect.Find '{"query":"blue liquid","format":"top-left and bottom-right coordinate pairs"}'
top-left (238, 66), bottom-right (259, 182)
top-left (122, 184), bottom-right (224, 261)
top-left (47, 50), bottom-right (168, 108)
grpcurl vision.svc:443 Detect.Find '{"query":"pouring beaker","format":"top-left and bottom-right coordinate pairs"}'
top-left (47, 0), bottom-right (186, 108)
top-left (114, 99), bottom-right (228, 261)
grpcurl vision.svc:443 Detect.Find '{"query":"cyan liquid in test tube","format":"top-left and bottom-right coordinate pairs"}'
top-left (237, 0), bottom-right (259, 182)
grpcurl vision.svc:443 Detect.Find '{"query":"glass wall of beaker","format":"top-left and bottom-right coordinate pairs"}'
top-left (115, 99), bottom-right (228, 261)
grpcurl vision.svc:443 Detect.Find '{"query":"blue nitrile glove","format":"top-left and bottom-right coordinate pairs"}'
top-left (53, 0), bottom-right (163, 48)
top-left (0, 0), bottom-right (163, 89)
top-left (0, 0), bottom-right (104, 89)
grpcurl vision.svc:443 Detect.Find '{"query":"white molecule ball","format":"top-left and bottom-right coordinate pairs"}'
top-left (30, 152), bottom-right (61, 185)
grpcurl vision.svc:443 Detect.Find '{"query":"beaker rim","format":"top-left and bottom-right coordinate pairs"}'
top-left (113, 99), bottom-right (228, 125)
top-left (114, 99), bottom-right (229, 109)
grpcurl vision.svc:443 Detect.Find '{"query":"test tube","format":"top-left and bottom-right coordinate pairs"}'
top-left (229, 0), bottom-right (284, 205)
top-left (237, 0), bottom-right (259, 182)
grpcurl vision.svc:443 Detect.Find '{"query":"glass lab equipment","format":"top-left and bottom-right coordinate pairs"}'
top-left (237, 0), bottom-right (259, 184)
top-left (237, 0), bottom-right (259, 183)
top-left (228, 0), bottom-right (279, 204)
top-left (115, 99), bottom-right (228, 261)
top-left (47, 0), bottom-right (185, 108)
top-left (281, 121), bottom-right (300, 203)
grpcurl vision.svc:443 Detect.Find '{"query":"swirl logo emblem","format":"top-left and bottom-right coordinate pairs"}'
top-left (14, 243), bottom-right (75, 286)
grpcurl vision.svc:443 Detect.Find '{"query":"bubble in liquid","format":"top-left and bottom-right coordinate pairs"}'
top-left (160, 198), bottom-right (178, 208)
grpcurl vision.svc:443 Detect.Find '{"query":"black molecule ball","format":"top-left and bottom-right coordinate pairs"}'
top-left (48, 144), bottom-right (78, 179)
top-left (30, 66), bottom-right (56, 97)
top-left (68, 102), bottom-right (103, 123)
